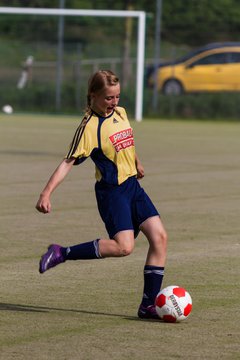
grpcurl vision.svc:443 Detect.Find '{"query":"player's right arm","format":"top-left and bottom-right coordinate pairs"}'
top-left (36, 157), bottom-right (75, 214)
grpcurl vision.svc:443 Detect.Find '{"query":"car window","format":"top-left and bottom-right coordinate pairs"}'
top-left (190, 53), bottom-right (227, 66)
top-left (228, 52), bottom-right (240, 63)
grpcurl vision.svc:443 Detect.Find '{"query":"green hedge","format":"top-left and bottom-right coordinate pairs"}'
top-left (0, 83), bottom-right (78, 114)
top-left (2, 85), bottom-right (240, 120)
top-left (144, 91), bottom-right (240, 120)
top-left (0, 84), bottom-right (137, 116)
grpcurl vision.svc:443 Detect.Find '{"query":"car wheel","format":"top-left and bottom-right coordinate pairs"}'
top-left (162, 79), bottom-right (183, 95)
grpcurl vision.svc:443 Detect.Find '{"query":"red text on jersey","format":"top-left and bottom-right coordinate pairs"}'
top-left (109, 128), bottom-right (134, 152)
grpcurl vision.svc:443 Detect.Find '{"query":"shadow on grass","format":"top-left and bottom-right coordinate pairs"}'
top-left (0, 302), bottom-right (153, 322)
top-left (0, 303), bottom-right (48, 313)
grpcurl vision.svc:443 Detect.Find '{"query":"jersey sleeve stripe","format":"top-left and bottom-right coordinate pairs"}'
top-left (66, 125), bottom-right (82, 159)
top-left (66, 113), bottom-right (92, 159)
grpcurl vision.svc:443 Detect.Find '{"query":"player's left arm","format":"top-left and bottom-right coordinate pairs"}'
top-left (135, 153), bottom-right (144, 179)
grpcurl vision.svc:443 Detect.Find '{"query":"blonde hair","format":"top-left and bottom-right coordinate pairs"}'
top-left (81, 70), bottom-right (122, 126)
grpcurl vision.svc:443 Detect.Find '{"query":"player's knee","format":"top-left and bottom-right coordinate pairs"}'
top-left (161, 229), bottom-right (168, 246)
top-left (161, 230), bottom-right (168, 253)
top-left (119, 242), bottom-right (134, 257)
top-left (154, 229), bottom-right (168, 253)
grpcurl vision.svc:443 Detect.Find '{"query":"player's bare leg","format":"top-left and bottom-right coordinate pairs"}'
top-left (39, 230), bottom-right (135, 273)
top-left (140, 216), bottom-right (167, 267)
top-left (98, 230), bottom-right (135, 257)
top-left (138, 216), bottom-right (168, 319)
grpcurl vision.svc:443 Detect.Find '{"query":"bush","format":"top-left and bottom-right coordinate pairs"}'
top-left (1, 84), bottom-right (240, 120)
top-left (144, 91), bottom-right (240, 120)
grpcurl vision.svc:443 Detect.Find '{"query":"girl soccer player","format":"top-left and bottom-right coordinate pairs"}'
top-left (36, 70), bottom-right (167, 319)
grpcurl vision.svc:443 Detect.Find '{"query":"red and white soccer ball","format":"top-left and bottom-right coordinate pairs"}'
top-left (155, 285), bottom-right (192, 322)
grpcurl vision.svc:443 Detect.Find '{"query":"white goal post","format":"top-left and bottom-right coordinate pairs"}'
top-left (0, 7), bottom-right (146, 121)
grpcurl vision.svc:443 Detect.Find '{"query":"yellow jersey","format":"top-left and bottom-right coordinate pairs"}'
top-left (65, 106), bottom-right (137, 185)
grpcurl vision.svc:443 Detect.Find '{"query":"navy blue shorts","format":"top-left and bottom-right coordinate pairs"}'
top-left (95, 176), bottom-right (159, 239)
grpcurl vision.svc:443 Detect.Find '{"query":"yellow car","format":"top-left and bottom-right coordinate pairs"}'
top-left (147, 42), bottom-right (240, 95)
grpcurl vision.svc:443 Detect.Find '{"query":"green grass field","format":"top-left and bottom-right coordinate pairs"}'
top-left (0, 114), bottom-right (239, 360)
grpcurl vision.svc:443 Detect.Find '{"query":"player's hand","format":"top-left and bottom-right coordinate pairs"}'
top-left (136, 163), bottom-right (145, 179)
top-left (36, 194), bottom-right (51, 214)
top-left (135, 154), bottom-right (145, 179)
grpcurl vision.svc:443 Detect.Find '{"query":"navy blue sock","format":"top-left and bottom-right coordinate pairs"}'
top-left (62, 239), bottom-right (102, 260)
top-left (141, 265), bottom-right (165, 307)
